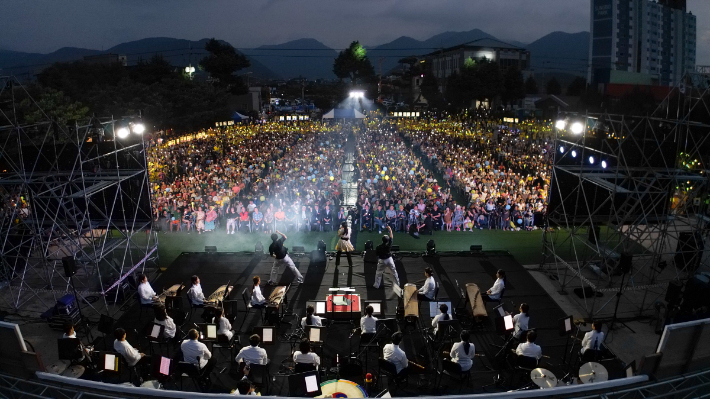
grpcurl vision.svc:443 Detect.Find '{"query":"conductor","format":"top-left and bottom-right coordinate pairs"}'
top-left (268, 230), bottom-right (304, 285)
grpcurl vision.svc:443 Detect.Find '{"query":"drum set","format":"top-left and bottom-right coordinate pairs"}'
top-left (526, 361), bottom-right (609, 389)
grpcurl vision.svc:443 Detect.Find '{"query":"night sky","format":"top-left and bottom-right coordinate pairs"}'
top-left (1, 0), bottom-right (708, 64)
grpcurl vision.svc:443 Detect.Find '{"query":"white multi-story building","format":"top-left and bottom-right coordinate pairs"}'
top-left (589, 0), bottom-right (696, 87)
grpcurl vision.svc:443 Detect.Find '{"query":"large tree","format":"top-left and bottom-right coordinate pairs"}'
top-left (199, 38), bottom-right (251, 94)
top-left (566, 76), bottom-right (587, 96)
top-left (546, 77), bottom-right (562, 95)
top-left (420, 69), bottom-right (443, 108)
top-left (524, 76), bottom-right (539, 95)
top-left (475, 58), bottom-right (503, 104)
top-left (19, 87), bottom-right (89, 126)
top-left (333, 41), bottom-right (376, 84)
top-left (501, 67), bottom-right (525, 107)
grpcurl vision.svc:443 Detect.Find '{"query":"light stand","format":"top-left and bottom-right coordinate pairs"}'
top-left (608, 267), bottom-right (636, 335)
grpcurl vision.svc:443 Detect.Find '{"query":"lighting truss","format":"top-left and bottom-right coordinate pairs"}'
top-left (0, 76), bottom-right (158, 317)
top-left (540, 72), bottom-right (710, 319)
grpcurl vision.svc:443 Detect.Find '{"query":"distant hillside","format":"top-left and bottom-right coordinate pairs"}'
top-left (242, 38), bottom-right (338, 80)
top-left (526, 31), bottom-right (589, 76)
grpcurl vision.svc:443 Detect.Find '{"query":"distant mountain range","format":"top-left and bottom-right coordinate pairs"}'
top-left (0, 30), bottom-right (590, 81)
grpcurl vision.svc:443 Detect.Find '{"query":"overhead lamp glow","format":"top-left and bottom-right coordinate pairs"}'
top-left (570, 122), bottom-right (584, 135)
top-left (571, 150), bottom-right (577, 158)
top-left (559, 145), bottom-right (565, 154)
top-left (589, 155), bottom-right (595, 164)
top-left (116, 127), bottom-right (130, 139)
top-left (555, 120), bottom-right (567, 130)
top-left (601, 160), bottom-right (608, 169)
top-left (349, 90), bottom-right (365, 99)
top-left (131, 123), bottom-right (145, 134)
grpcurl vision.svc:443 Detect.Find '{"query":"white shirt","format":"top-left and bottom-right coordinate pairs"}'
top-left (213, 317), bottom-right (233, 340)
top-left (181, 339), bottom-right (212, 369)
top-left (361, 315), bottom-right (378, 334)
top-left (301, 315), bottom-right (323, 329)
top-left (154, 317), bottom-right (176, 338)
top-left (187, 283), bottom-right (205, 306)
top-left (235, 345), bottom-right (268, 365)
top-left (383, 343), bottom-right (408, 374)
top-left (293, 351), bottom-right (320, 367)
top-left (251, 285), bottom-right (267, 306)
top-left (513, 313), bottom-right (529, 339)
top-left (581, 330), bottom-right (605, 354)
top-left (431, 312), bottom-right (451, 335)
top-left (138, 281), bottom-right (157, 304)
top-left (63, 332), bottom-right (77, 339)
top-left (516, 342), bottom-right (542, 360)
top-left (419, 276), bottom-right (436, 299)
top-left (114, 339), bottom-right (142, 366)
top-left (488, 278), bottom-right (504, 299)
top-left (450, 341), bottom-right (475, 371)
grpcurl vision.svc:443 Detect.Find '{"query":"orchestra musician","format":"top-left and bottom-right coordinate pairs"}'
top-left (431, 303), bottom-right (451, 336)
top-left (482, 269), bottom-right (506, 302)
top-left (449, 330), bottom-right (475, 371)
top-left (235, 334), bottom-right (269, 365)
top-left (512, 303), bottom-right (530, 340)
top-left (268, 231), bottom-right (304, 285)
top-left (113, 328), bottom-right (151, 368)
top-left (137, 273), bottom-right (159, 305)
top-left (187, 275), bottom-right (206, 307)
top-left (335, 222), bottom-right (354, 268)
top-left (250, 276), bottom-right (268, 307)
top-left (581, 321), bottom-right (604, 354)
top-left (417, 267), bottom-right (436, 301)
top-left (293, 338), bottom-right (321, 368)
top-left (360, 305), bottom-right (378, 334)
top-left (181, 329), bottom-right (216, 378)
top-left (383, 332), bottom-right (409, 376)
top-left (153, 306), bottom-right (177, 339)
top-left (373, 226), bottom-right (400, 289)
top-left (515, 330), bottom-right (542, 360)
top-left (213, 308), bottom-right (235, 341)
top-left (301, 304), bottom-right (323, 329)
top-left (61, 323), bottom-right (93, 364)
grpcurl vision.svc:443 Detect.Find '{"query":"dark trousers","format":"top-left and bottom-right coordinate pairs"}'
top-left (335, 251), bottom-right (353, 267)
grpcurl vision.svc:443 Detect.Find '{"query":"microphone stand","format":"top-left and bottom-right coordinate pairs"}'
top-left (559, 325), bottom-right (583, 384)
top-left (354, 323), bottom-right (389, 374)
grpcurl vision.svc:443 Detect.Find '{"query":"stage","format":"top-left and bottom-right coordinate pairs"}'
top-left (114, 250), bottom-right (626, 395)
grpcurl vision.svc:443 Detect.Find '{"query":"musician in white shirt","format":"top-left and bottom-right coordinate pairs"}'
top-left (235, 334), bottom-right (269, 365)
top-left (113, 328), bottom-right (150, 367)
top-left (360, 305), bottom-right (378, 334)
top-left (581, 321), bottom-right (605, 354)
top-left (187, 275), bottom-right (205, 306)
top-left (512, 303), bottom-right (530, 340)
top-left (153, 306), bottom-right (177, 339)
top-left (293, 339), bottom-right (320, 367)
top-left (213, 308), bottom-right (234, 341)
top-left (450, 330), bottom-right (475, 371)
top-left (137, 273), bottom-right (158, 305)
top-left (181, 329), bottom-right (216, 374)
top-left (417, 267), bottom-right (436, 301)
top-left (515, 330), bottom-right (542, 360)
top-left (250, 276), bottom-right (268, 307)
top-left (301, 304), bottom-right (323, 329)
top-left (62, 323), bottom-right (92, 362)
top-left (483, 269), bottom-right (506, 301)
top-left (383, 332), bottom-right (409, 375)
top-left (431, 303), bottom-right (451, 336)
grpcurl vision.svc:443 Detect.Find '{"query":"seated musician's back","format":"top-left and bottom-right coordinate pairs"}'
top-left (383, 332), bottom-right (408, 374)
top-left (235, 334), bottom-right (268, 365)
top-left (515, 330), bottom-right (542, 360)
top-left (301, 305), bottom-right (323, 329)
top-left (360, 305), bottom-right (378, 334)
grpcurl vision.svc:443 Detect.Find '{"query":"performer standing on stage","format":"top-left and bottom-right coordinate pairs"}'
top-left (335, 221), bottom-right (354, 267)
top-left (373, 225), bottom-right (400, 289)
top-left (268, 230), bottom-right (304, 285)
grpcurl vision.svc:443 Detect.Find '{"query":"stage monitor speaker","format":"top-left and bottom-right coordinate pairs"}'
top-left (391, 245), bottom-right (400, 252)
top-left (254, 242), bottom-right (264, 254)
top-left (364, 240), bottom-right (377, 263)
top-left (588, 225), bottom-right (600, 244)
top-left (62, 256), bottom-right (76, 278)
top-left (205, 246), bottom-right (217, 253)
top-left (317, 240), bottom-right (327, 252)
top-left (619, 252), bottom-right (633, 274)
top-left (665, 280), bottom-right (682, 304)
top-left (292, 246), bottom-right (306, 253)
top-left (674, 231), bottom-right (704, 272)
top-left (470, 245), bottom-right (482, 252)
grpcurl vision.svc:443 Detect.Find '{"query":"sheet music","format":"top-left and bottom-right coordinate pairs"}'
top-left (381, 391), bottom-right (392, 398)
top-left (104, 354), bottom-right (115, 371)
top-left (207, 324), bottom-right (217, 339)
top-left (151, 324), bottom-right (161, 338)
top-left (305, 375), bottom-right (319, 392)
top-left (504, 315), bottom-right (514, 330)
top-left (370, 303), bottom-right (381, 314)
top-left (160, 357), bottom-right (171, 375)
top-left (316, 301), bottom-right (326, 314)
top-left (263, 328), bottom-right (273, 342)
top-left (333, 295), bottom-right (349, 306)
top-left (429, 301), bottom-right (451, 318)
top-left (309, 328), bottom-right (320, 342)
top-left (564, 318), bottom-right (572, 332)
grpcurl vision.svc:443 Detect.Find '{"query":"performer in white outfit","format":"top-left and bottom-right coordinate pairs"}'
top-left (515, 330), bottom-right (542, 360)
top-left (153, 306), bottom-right (177, 339)
top-left (373, 225), bottom-right (400, 288)
top-left (383, 332), bottom-right (409, 375)
top-left (187, 275), bottom-right (206, 306)
top-left (360, 305), bottom-right (378, 334)
top-left (512, 303), bottom-right (530, 340)
top-left (268, 231), bottom-right (303, 284)
top-left (301, 304), bottom-right (323, 329)
top-left (417, 267), bottom-right (436, 301)
top-left (250, 276), bottom-right (268, 307)
top-left (449, 330), bottom-right (475, 371)
top-left (335, 222), bottom-right (354, 267)
top-left (293, 339), bottom-right (320, 367)
top-left (431, 303), bottom-right (451, 336)
top-left (483, 269), bottom-right (506, 301)
top-left (581, 321), bottom-right (605, 354)
top-left (235, 334), bottom-right (269, 365)
top-left (213, 308), bottom-right (234, 341)
top-left (137, 273), bottom-right (158, 305)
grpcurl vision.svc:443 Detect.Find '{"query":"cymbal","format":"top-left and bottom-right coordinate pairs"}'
top-left (530, 368), bottom-right (557, 389)
top-left (579, 362), bottom-right (608, 384)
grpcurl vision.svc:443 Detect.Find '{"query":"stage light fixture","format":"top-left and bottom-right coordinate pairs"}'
top-left (349, 90), bottom-right (365, 99)
top-left (601, 160), bottom-right (608, 169)
top-left (570, 122), bottom-right (584, 135)
top-left (588, 155), bottom-right (595, 164)
top-left (559, 145), bottom-right (565, 154)
top-left (131, 123), bottom-right (145, 134)
top-left (571, 150), bottom-right (577, 158)
top-left (116, 127), bottom-right (130, 139)
top-left (555, 119), bottom-right (567, 130)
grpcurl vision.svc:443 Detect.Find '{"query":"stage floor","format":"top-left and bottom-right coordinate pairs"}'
top-left (114, 251), bottom-right (625, 395)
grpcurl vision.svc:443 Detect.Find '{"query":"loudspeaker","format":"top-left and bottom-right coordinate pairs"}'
top-left (470, 245), bottom-right (483, 252)
top-left (205, 246), bottom-right (217, 253)
top-left (619, 252), bottom-right (633, 274)
top-left (391, 245), bottom-right (400, 252)
top-left (588, 225), bottom-right (600, 244)
top-left (364, 240), bottom-right (377, 263)
top-left (665, 280), bottom-right (683, 304)
top-left (254, 242), bottom-right (264, 254)
top-left (62, 256), bottom-right (76, 277)
top-left (675, 232), bottom-right (704, 272)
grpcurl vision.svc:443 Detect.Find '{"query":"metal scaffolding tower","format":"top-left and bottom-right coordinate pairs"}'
top-left (540, 72), bottom-right (710, 319)
top-left (0, 76), bottom-right (158, 317)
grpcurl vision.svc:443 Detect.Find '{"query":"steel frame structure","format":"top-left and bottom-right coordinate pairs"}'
top-left (0, 76), bottom-right (158, 317)
top-left (540, 72), bottom-right (710, 319)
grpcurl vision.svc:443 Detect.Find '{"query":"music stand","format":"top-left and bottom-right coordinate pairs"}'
top-left (363, 300), bottom-right (384, 317)
top-left (153, 356), bottom-right (173, 383)
top-left (306, 300), bottom-right (328, 317)
top-left (97, 314), bottom-right (115, 348)
top-left (495, 314), bottom-right (514, 335)
top-left (492, 303), bottom-right (507, 318)
top-left (102, 352), bottom-right (120, 372)
top-left (429, 301), bottom-right (452, 318)
top-left (288, 370), bottom-right (322, 397)
top-left (253, 326), bottom-right (275, 345)
top-left (376, 318), bottom-right (398, 334)
top-left (374, 389), bottom-right (392, 398)
top-left (147, 323), bottom-right (165, 341)
top-left (197, 323), bottom-right (218, 341)
top-left (306, 326), bottom-right (325, 344)
top-left (436, 319), bottom-right (461, 343)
